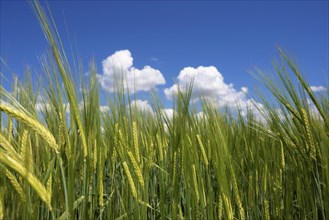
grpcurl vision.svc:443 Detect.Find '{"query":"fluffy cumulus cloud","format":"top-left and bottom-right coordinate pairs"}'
top-left (98, 50), bottom-right (166, 93)
top-left (130, 99), bottom-right (154, 115)
top-left (310, 85), bottom-right (327, 92)
top-left (161, 108), bottom-right (175, 120)
top-left (165, 66), bottom-right (246, 105)
top-left (164, 66), bottom-right (265, 118)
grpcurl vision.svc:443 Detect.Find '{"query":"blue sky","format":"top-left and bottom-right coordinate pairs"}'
top-left (1, 0), bottom-right (328, 111)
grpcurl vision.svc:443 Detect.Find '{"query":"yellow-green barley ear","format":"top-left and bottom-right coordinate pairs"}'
top-left (46, 174), bottom-right (53, 198)
top-left (172, 152), bottom-right (177, 188)
top-left (301, 109), bottom-right (316, 160)
top-left (20, 130), bottom-right (28, 160)
top-left (132, 121), bottom-right (140, 163)
top-left (0, 154), bottom-right (52, 210)
top-left (156, 134), bottom-right (163, 161)
top-left (111, 147), bottom-right (117, 170)
top-left (218, 194), bottom-right (223, 219)
top-left (122, 161), bottom-right (137, 200)
top-left (127, 151), bottom-right (144, 189)
top-left (192, 164), bottom-right (200, 203)
top-left (0, 132), bottom-right (20, 159)
top-left (280, 141), bottom-right (285, 169)
top-left (196, 135), bottom-right (209, 166)
top-left (222, 194), bottom-right (233, 220)
top-left (264, 199), bottom-right (270, 220)
top-left (178, 203), bottom-right (184, 220)
top-left (0, 103), bottom-right (58, 153)
top-left (207, 139), bottom-right (211, 162)
top-left (21, 130), bottom-right (33, 174)
top-left (5, 169), bottom-right (26, 202)
top-left (171, 199), bottom-right (177, 220)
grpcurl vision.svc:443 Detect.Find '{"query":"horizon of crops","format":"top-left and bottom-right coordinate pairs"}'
top-left (0, 1), bottom-right (328, 219)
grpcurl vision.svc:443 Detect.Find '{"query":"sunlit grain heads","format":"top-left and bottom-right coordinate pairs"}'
top-left (127, 151), bottom-right (144, 189)
top-left (264, 199), bottom-right (270, 220)
top-left (132, 121), bottom-right (140, 163)
top-left (301, 109), bottom-right (316, 160)
top-left (222, 194), bottom-right (233, 220)
top-left (5, 169), bottom-right (26, 202)
top-left (122, 161), bottom-right (138, 200)
top-left (0, 103), bottom-right (58, 154)
top-left (196, 135), bottom-right (209, 166)
top-left (0, 154), bottom-right (52, 210)
top-left (217, 194), bottom-right (223, 219)
top-left (192, 164), bottom-right (200, 203)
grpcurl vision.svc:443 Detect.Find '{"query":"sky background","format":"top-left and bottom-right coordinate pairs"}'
top-left (1, 0), bottom-right (328, 110)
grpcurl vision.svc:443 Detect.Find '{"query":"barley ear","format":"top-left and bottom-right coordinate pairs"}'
top-left (218, 194), bottom-right (223, 220)
top-left (0, 154), bottom-right (52, 210)
top-left (196, 135), bottom-right (209, 166)
top-left (302, 109), bottom-right (316, 160)
top-left (127, 151), bottom-right (144, 188)
top-left (0, 103), bottom-right (58, 153)
top-left (5, 169), bottom-right (26, 202)
top-left (264, 199), bottom-right (270, 220)
top-left (132, 121), bottom-right (140, 163)
top-left (192, 164), bottom-right (200, 203)
top-left (122, 161), bottom-right (138, 200)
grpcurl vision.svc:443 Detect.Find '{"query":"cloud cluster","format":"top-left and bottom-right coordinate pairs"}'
top-left (97, 51), bottom-right (266, 119)
top-left (98, 50), bottom-right (166, 93)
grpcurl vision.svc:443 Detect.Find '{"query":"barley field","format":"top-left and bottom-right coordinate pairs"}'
top-left (0, 1), bottom-right (328, 220)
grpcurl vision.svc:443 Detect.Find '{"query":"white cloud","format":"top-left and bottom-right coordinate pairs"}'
top-left (161, 108), bottom-right (175, 120)
top-left (164, 66), bottom-right (246, 106)
top-left (310, 85), bottom-right (327, 92)
top-left (164, 66), bottom-right (246, 105)
top-left (98, 50), bottom-right (166, 93)
top-left (100, 105), bottom-right (110, 113)
top-left (164, 66), bottom-right (265, 120)
top-left (130, 99), bottom-right (154, 115)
